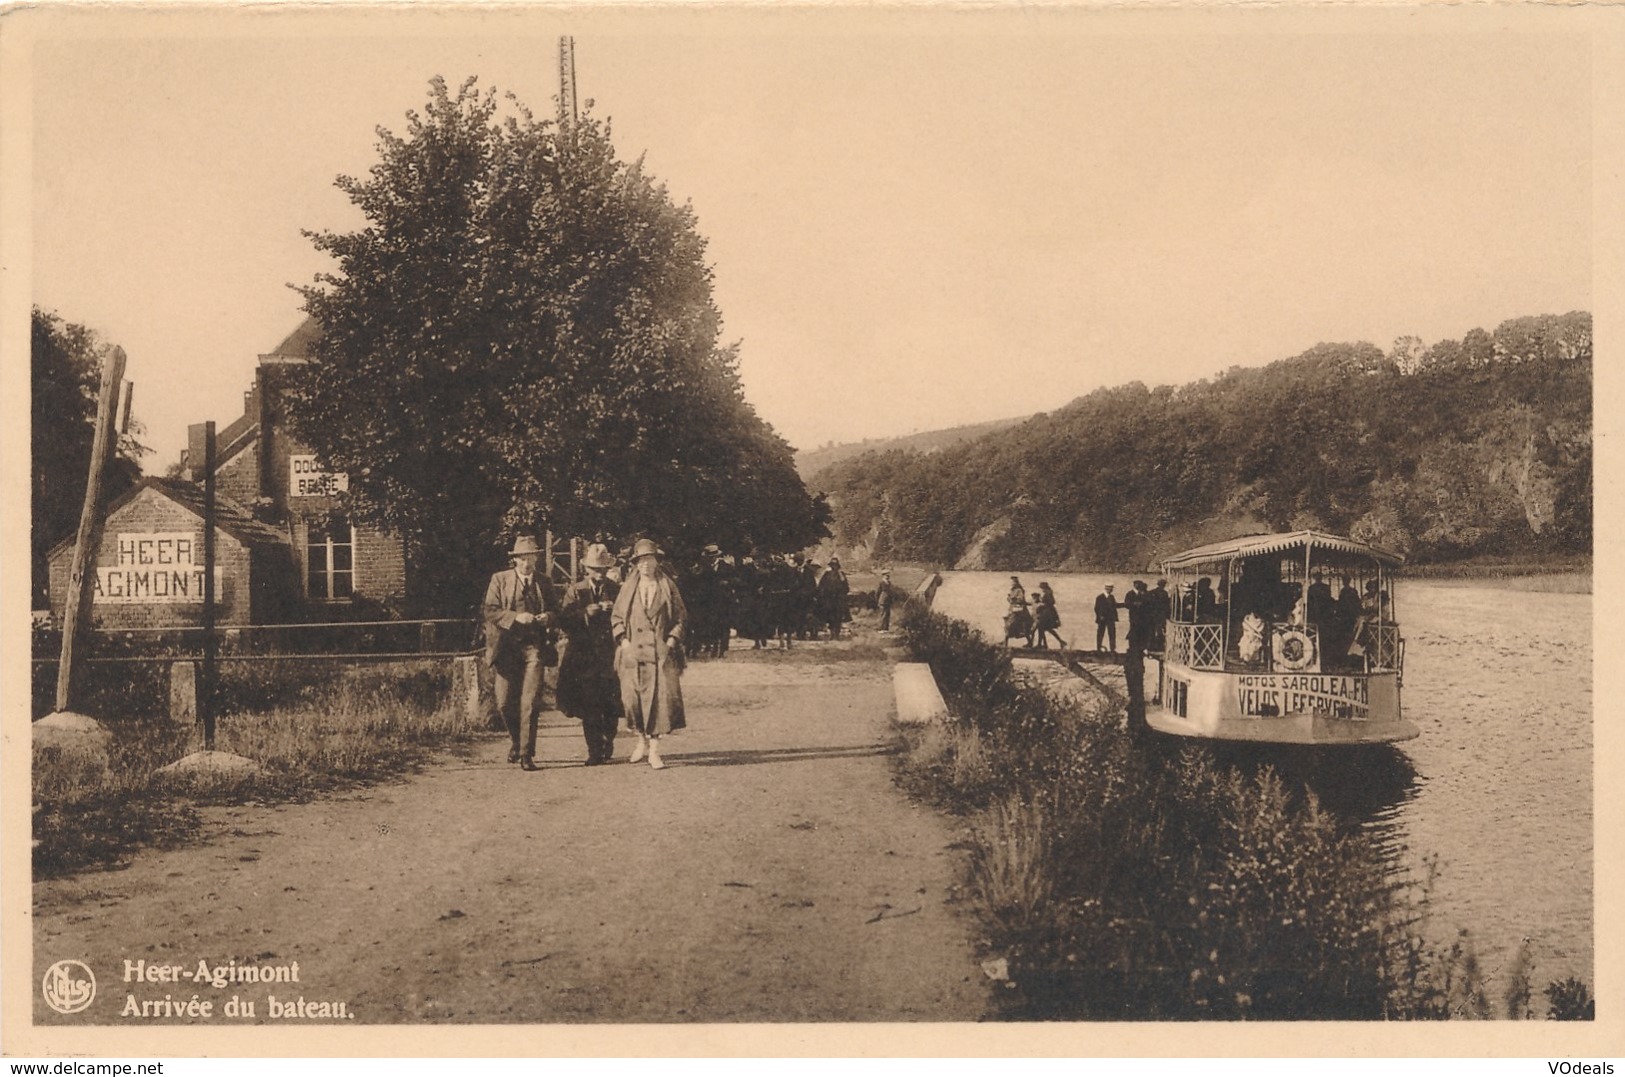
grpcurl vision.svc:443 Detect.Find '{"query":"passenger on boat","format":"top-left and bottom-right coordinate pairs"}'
top-left (1349, 580), bottom-right (1389, 663)
top-left (1329, 575), bottom-right (1363, 668)
top-left (1195, 577), bottom-right (1220, 622)
top-left (1239, 611), bottom-right (1267, 665)
top-left (1306, 571), bottom-right (1334, 634)
top-left (1285, 582), bottom-right (1306, 625)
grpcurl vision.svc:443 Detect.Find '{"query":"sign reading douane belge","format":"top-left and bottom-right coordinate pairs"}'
top-left (1236, 673), bottom-right (1370, 720)
top-left (290, 455), bottom-right (349, 498)
top-left (93, 532), bottom-right (223, 604)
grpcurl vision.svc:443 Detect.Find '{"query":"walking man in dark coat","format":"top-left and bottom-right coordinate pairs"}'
top-left (1125, 579), bottom-right (1154, 649)
top-left (557, 542), bottom-right (622, 765)
top-left (876, 568), bottom-right (895, 633)
top-left (794, 555), bottom-right (821, 639)
top-left (1147, 578), bottom-right (1172, 652)
top-left (483, 535), bottom-right (561, 771)
top-left (1094, 583), bottom-right (1120, 654)
top-left (818, 556), bottom-right (850, 639)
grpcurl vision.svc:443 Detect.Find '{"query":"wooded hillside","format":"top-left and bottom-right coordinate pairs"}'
top-left (812, 312), bottom-right (1591, 571)
top-left (794, 416), bottom-right (1025, 481)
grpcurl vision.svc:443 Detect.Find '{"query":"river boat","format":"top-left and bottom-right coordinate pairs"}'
top-left (1146, 530), bottom-right (1419, 745)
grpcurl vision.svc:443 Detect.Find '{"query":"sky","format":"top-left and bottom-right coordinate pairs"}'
top-left (20, 6), bottom-right (1597, 471)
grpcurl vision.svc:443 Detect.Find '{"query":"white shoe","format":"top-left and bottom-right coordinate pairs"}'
top-left (629, 737), bottom-right (648, 765)
top-left (648, 740), bottom-right (665, 770)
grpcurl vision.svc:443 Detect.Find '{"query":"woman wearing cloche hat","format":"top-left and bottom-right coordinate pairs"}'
top-left (610, 538), bottom-right (689, 769)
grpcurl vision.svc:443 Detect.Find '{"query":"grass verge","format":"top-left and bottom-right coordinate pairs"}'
top-left (33, 661), bottom-right (480, 879)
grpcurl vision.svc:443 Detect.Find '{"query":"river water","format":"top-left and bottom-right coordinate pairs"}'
top-left (932, 571), bottom-right (1593, 993)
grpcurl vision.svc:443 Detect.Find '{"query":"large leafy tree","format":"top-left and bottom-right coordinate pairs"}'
top-left (293, 78), bottom-right (827, 610)
top-left (31, 308), bottom-right (146, 606)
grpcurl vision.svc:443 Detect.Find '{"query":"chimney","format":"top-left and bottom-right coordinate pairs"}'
top-left (186, 423), bottom-right (209, 482)
top-left (256, 366), bottom-right (272, 499)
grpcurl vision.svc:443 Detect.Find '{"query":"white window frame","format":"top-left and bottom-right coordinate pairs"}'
top-left (306, 517), bottom-right (357, 601)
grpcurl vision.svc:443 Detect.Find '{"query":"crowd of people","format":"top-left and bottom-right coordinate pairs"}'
top-left (1003, 570), bottom-right (1389, 671)
top-left (1003, 575), bottom-right (1174, 655)
top-left (482, 536), bottom-right (893, 772)
top-left (681, 549), bottom-right (874, 653)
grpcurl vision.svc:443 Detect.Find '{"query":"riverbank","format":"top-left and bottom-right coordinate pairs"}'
top-left (892, 600), bottom-right (1595, 1020)
top-left (840, 556), bottom-right (1590, 596)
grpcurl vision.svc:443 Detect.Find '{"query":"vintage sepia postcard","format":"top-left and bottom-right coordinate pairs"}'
top-left (2, 0), bottom-right (1622, 1060)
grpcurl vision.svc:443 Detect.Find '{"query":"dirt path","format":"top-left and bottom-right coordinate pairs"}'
top-left (34, 643), bottom-right (989, 1024)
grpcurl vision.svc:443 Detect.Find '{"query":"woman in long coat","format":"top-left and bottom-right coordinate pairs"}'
top-left (1033, 581), bottom-right (1063, 650)
top-left (612, 538), bottom-right (688, 770)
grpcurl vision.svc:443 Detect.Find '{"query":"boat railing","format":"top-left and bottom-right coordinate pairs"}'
top-left (1367, 624), bottom-right (1402, 671)
top-left (1166, 621), bottom-right (1226, 670)
top-left (1166, 619), bottom-right (1401, 674)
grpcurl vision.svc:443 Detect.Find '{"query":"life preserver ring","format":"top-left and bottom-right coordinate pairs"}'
top-left (1273, 627), bottom-right (1316, 672)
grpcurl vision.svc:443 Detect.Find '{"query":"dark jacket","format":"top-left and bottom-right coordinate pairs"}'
top-left (1035, 590), bottom-right (1060, 631)
top-left (556, 574), bottom-right (622, 720)
top-left (818, 567), bottom-right (849, 620)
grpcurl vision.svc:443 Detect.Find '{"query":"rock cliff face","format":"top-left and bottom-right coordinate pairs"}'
top-left (954, 516), bottom-right (1012, 571)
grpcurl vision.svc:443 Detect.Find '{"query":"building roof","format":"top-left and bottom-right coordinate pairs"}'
top-left (1158, 530), bottom-right (1405, 571)
top-left (47, 478), bottom-right (292, 560)
top-left (207, 316), bottom-right (313, 472)
top-left (264, 316), bottom-right (321, 362)
top-left (214, 415), bottom-right (258, 466)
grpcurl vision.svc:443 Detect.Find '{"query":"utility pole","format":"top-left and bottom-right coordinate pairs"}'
top-left (202, 421), bottom-right (217, 749)
top-left (558, 35), bottom-right (578, 132)
top-left (54, 347), bottom-right (128, 714)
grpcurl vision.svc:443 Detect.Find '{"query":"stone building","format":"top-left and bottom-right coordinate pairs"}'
top-left (46, 318), bottom-right (411, 628)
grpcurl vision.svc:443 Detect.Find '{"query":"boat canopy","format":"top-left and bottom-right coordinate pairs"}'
top-left (1158, 530), bottom-right (1405, 571)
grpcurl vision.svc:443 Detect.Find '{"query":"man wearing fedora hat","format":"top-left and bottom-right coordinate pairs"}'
top-left (611, 538), bottom-right (688, 769)
top-left (483, 535), bottom-right (562, 771)
top-left (817, 555), bottom-right (849, 640)
top-left (876, 567), bottom-right (895, 633)
top-left (557, 542), bottom-right (623, 766)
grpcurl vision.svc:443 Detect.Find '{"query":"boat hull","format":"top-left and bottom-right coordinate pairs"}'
top-left (1147, 660), bottom-right (1419, 745)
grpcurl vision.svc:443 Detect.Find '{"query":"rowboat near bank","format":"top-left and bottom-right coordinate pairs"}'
top-left (1146, 531), bottom-right (1420, 745)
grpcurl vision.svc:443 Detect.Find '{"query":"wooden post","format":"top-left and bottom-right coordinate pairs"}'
top-left (1124, 643), bottom-right (1147, 734)
top-left (169, 661), bottom-right (198, 726)
top-left (420, 621), bottom-right (435, 653)
top-left (451, 656), bottom-right (482, 724)
top-left (54, 346), bottom-right (128, 713)
top-left (201, 421), bottom-right (217, 749)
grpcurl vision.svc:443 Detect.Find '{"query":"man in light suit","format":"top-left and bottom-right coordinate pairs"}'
top-left (483, 535), bottom-right (561, 771)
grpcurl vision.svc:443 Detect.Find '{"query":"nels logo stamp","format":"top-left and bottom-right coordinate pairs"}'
top-left (42, 960), bottom-right (97, 1015)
